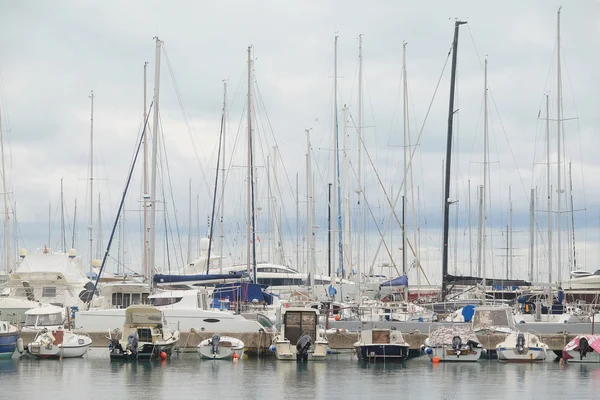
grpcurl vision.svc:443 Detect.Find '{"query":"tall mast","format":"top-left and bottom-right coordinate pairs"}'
top-left (60, 178), bottom-right (65, 252)
top-left (247, 46), bottom-right (257, 281)
top-left (357, 34), bottom-right (363, 290)
top-left (148, 37), bottom-right (162, 287)
top-left (142, 61), bottom-right (149, 279)
top-left (529, 188), bottom-right (535, 281)
top-left (0, 103), bottom-right (9, 271)
top-left (556, 6), bottom-right (563, 283)
top-left (306, 129), bottom-right (315, 284)
top-left (88, 90), bottom-right (94, 277)
top-left (402, 42), bottom-right (408, 282)
top-left (273, 146), bottom-right (282, 265)
top-left (187, 178), bottom-right (192, 264)
top-left (97, 193), bottom-right (103, 259)
top-left (441, 21), bottom-right (466, 300)
top-left (569, 161), bottom-right (577, 270)
top-left (219, 81), bottom-right (227, 273)
top-left (477, 185), bottom-right (484, 277)
top-left (482, 57), bottom-right (489, 280)
top-left (546, 94), bottom-right (552, 283)
top-left (468, 179), bottom-right (472, 276)
top-left (342, 106), bottom-right (351, 275)
top-left (509, 185), bottom-right (513, 278)
top-left (332, 34), bottom-right (342, 277)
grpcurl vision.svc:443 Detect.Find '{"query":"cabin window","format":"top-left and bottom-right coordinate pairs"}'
top-left (142, 293), bottom-right (149, 304)
top-left (37, 312), bottom-right (62, 326)
top-left (131, 293), bottom-right (141, 305)
top-left (137, 328), bottom-right (152, 342)
top-left (149, 297), bottom-right (182, 306)
top-left (122, 294), bottom-right (131, 308)
top-left (24, 315), bottom-right (37, 326)
top-left (112, 292), bottom-right (123, 308)
top-left (42, 287), bottom-right (57, 298)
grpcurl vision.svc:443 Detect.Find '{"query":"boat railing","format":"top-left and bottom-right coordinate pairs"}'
top-left (0, 311), bottom-right (21, 328)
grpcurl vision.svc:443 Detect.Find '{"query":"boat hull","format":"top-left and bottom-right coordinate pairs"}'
top-left (497, 347), bottom-right (547, 362)
top-left (0, 332), bottom-right (18, 359)
top-left (275, 341), bottom-right (328, 361)
top-left (27, 333), bottom-right (92, 359)
top-left (198, 336), bottom-right (245, 360)
top-left (355, 344), bottom-right (409, 362)
top-left (564, 350), bottom-right (600, 363)
top-left (427, 346), bottom-right (483, 362)
top-left (110, 341), bottom-right (177, 361)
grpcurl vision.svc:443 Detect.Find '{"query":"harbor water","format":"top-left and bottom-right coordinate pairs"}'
top-left (1, 350), bottom-right (599, 399)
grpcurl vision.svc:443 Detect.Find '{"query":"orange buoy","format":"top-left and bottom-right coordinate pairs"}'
top-left (160, 351), bottom-right (167, 360)
top-left (232, 353), bottom-right (240, 360)
top-left (432, 356), bottom-right (441, 364)
top-left (334, 315), bottom-right (340, 321)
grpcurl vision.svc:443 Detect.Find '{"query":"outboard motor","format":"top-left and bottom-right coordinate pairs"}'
top-left (579, 337), bottom-right (590, 360)
top-left (452, 336), bottom-right (462, 358)
top-left (296, 333), bottom-right (312, 362)
top-left (109, 337), bottom-right (124, 354)
top-left (126, 331), bottom-right (139, 359)
top-left (516, 332), bottom-right (526, 354)
top-left (211, 333), bottom-right (221, 356)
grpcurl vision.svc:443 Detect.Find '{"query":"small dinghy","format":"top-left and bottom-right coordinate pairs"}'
top-left (354, 328), bottom-right (410, 362)
top-left (197, 333), bottom-right (245, 360)
top-left (562, 335), bottom-right (600, 363)
top-left (27, 329), bottom-right (92, 359)
top-left (496, 331), bottom-right (548, 362)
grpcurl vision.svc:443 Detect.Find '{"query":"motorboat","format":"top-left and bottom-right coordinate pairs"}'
top-left (496, 331), bottom-right (548, 362)
top-left (271, 306), bottom-right (330, 361)
top-left (0, 315), bottom-right (20, 359)
top-left (354, 328), bottom-right (410, 362)
top-left (422, 324), bottom-right (484, 362)
top-left (513, 291), bottom-right (589, 324)
top-left (26, 328), bottom-right (92, 359)
top-left (562, 335), bottom-right (600, 363)
top-left (0, 249), bottom-right (95, 321)
top-left (197, 333), bottom-right (244, 360)
top-left (108, 305), bottom-right (180, 361)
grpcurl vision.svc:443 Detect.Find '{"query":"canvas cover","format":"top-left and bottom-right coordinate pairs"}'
top-left (562, 335), bottom-right (600, 360)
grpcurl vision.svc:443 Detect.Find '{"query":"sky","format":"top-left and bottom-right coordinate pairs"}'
top-left (0, 0), bottom-right (599, 284)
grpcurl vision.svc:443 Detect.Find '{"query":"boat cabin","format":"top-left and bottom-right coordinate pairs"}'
top-left (281, 307), bottom-right (319, 345)
top-left (472, 306), bottom-right (514, 332)
top-left (23, 304), bottom-right (65, 330)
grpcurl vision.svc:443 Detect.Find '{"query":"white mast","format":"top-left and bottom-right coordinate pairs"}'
top-left (477, 185), bottom-right (484, 277)
top-left (88, 90), bottom-right (94, 277)
top-left (0, 103), bottom-right (9, 271)
top-left (148, 37), bottom-right (162, 286)
top-left (482, 58), bottom-right (489, 279)
top-left (556, 6), bottom-right (564, 283)
top-left (356, 34), bottom-right (363, 290)
top-left (273, 145), bottom-right (283, 265)
top-left (546, 94), bottom-right (552, 283)
top-left (97, 193), bottom-right (103, 259)
top-left (219, 81), bottom-right (227, 273)
top-left (342, 106), bottom-right (351, 273)
top-left (331, 34), bottom-right (339, 277)
top-left (246, 46), bottom-right (254, 277)
top-left (509, 185), bottom-right (513, 278)
top-left (60, 178), bottom-right (65, 252)
top-left (468, 179), bottom-right (472, 276)
top-left (142, 61), bottom-right (149, 279)
top-left (529, 188), bottom-right (535, 281)
top-left (187, 178), bottom-right (192, 264)
top-left (306, 129), bottom-right (315, 284)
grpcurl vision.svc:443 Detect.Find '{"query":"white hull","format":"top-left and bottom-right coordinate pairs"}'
top-left (497, 347), bottom-right (547, 362)
top-left (564, 350), bottom-right (600, 363)
top-left (198, 336), bottom-right (245, 360)
top-left (27, 332), bottom-right (92, 358)
top-left (427, 346), bottom-right (482, 362)
top-left (76, 308), bottom-right (263, 333)
top-left (275, 340), bottom-right (328, 361)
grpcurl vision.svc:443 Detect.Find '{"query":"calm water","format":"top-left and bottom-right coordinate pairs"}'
top-left (1, 350), bottom-right (599, 399)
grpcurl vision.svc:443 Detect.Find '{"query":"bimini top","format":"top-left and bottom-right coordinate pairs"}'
top-left (24, 304), bottom-right (64, 316)
top-left (124, 305), bottom-right (164, 326)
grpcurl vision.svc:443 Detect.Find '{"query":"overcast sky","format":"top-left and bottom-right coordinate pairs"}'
top-left (1, 1), bottom-right (599, 283)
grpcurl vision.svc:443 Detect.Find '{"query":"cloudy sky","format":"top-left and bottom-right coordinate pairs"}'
top-left (0, 0), bottom-right (599, 284)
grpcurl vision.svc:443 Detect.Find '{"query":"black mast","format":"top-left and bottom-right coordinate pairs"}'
top-left (441, 20), bottom-right (466, 301)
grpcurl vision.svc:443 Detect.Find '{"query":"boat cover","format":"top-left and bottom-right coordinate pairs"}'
top-left (427, 325), bottom-right (480, 347)
top-left (562, 335), bottom-right (600, 360)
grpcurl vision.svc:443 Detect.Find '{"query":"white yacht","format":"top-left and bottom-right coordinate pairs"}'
top-left (75, 285), bottom-right (265, 333)
top-left (0, 248), bottom-right (94, 320)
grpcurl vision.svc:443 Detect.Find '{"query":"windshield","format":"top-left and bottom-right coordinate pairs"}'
top-left (24, 312), bottom-right (63, 327)
top-left (472, 309), bottom-right (510, 328)
top-left (149, 297), bottom-right (182, 307)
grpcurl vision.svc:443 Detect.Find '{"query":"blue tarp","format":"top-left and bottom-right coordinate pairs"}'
top-left (380, 275), bottom-right (408, 287)
top-left (211, 282), bottom-right (274, 307)
top-left (461, 305), bottom-right (475, 322)
top-left (153, 272), bottom-right (246, 284)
